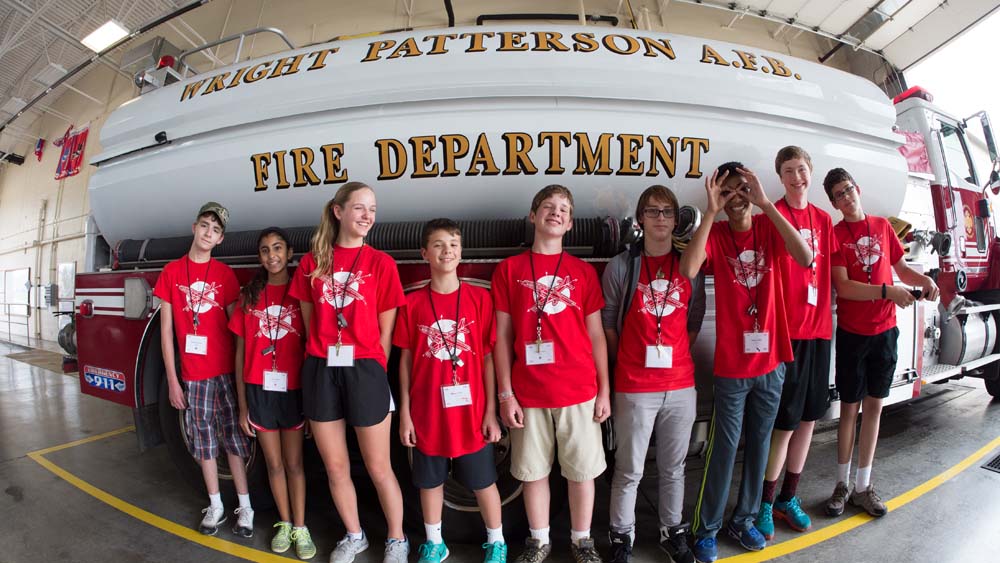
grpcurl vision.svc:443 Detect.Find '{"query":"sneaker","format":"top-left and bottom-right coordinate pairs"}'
top-left (754, 502), bottom-right (775, 540)
top-left (233, 507), bottom-right (254, 538)
top-left (774, 496), bottom-right (812, 531)
top-left (417, 541), bottom-right (449, 563)
top-left (271, 521), bottom-right (292, 553)
top-left (660, 523), bottom-right (694, 563)
top-left (330, 533), bottom-right (369, 563)
top-left (570, 538), bottom-right (603, 563)
top-left (514, 538), bottom-right (552, 563)
top-left (692, 537), bottom-right (717, 563)
top-left (483, 541), bottom-right (508, 563)
top-left (825, 481), bottom-right (850, 517)
top-left (849, 484), bottom-right (888, 517)
top-left (198, 505), bottom-right (226, 535)
top-left (726, 521), bottom-right (765, 552)
top-left (383, 537), bottom-right (410, 563)
top-left (608, 531), bottom-right (632, 563)
top-left (293, 527), bottom-right (317, 560)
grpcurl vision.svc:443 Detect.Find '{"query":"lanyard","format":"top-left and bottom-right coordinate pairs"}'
top-left (781, 197), bottom-right (816, 270)
top-left (184, 256), bottom-right (212, 333)
top-left (843, 216), bottom-right (873, 284)
top-left (262, 283), bottom-right (289, 370)
top-left (528, 250), bottom-right (565, 349)
top-left (727, 222), bottom-right (761, 330)
top-left (427, 283), bottom-right (463, 385)
top-left (641, 250), bottom-right (675, 347)
top-left (333, 243), bottom-right (365, 350)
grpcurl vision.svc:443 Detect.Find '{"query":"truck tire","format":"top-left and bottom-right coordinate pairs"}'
top-left (985, 367), bottom-right (1000, 398)
top-left (157, 376), bottom-right (271, 506)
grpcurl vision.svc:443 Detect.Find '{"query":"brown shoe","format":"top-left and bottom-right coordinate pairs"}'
top-left (825, 481), bottom-right (850, 516)
top-left (849, 484), bottom-right (888, 517)
top-left (570, 538), bottom-right (603, 563)
top-left (515, 538), bottom-right (552, 563)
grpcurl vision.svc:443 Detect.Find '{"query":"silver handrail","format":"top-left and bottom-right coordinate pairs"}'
top-left (178, 27), bottom-right (296, 77)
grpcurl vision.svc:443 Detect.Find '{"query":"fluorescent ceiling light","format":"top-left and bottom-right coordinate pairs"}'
top-left (81, 20), bottom-right (129, 52)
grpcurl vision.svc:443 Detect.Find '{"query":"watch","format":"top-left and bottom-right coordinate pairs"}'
top-left (498, 390), bottom-right (515, 402)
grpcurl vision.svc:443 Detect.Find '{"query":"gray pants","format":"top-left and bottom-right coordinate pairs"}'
top-left (692, 365), bottom-right (785, 538)
top-left (610, 386), bottom-right (697, 533)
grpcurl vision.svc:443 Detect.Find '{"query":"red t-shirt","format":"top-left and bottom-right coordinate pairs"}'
top-left (831, 215), bottom-right (905, 336)
top-left (775, 199), bottom-right (834, 340)
top-left (289, 245), bottom-right (405, 368)
top-left (228, 282), bottom-right (305, 388)
top-left (392, 284), bottom-right (496, 458)
top-left (703, 215), bottom-right (793, 378)
top-left (615, 253), bottom-right (695, 393)
top-left (492, 250), bottom-right (604, 408)
top-left (153, 256), bottom-right (240, 381)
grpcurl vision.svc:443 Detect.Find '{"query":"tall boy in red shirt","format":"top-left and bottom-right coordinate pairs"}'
top-left (822, 168), bottom-right (938, 518)
top-left (494, 185), bottom-right (611, 563)
top-left (680, 162), bottom-right (812, 563)
top-left (154, 202), bottom-right (253, 537)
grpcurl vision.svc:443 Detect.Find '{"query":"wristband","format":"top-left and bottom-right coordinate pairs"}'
top-left (882, 283), bottom-right (887, 299)
top-left (498, 390), bottom-right (515, 402)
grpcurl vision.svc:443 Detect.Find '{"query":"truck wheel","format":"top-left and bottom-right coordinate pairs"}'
top-left (157, 376), bottom-right (271, 506)
top-left (985, 368), bottom-right (1000, 398)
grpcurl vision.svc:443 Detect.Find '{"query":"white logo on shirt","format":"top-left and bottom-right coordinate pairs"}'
top-left (518, 275), bottom-right (579, 314)
top-left (726, 249), bottom-right (770, 289)
top-left (847, 235), bottom-right (883, 269)
top-left (179, 280), bottom-right (221, 314)
top-left (320, 270), bottom-right (372, 308)
top-left (418, 317), bottom-right (474, 361)
top-left (637, 279), bottom-right (685, 316)
top-left (800, 228), bottom-right (821, 259)
top-left (251, 304), bottom-right (300, 340)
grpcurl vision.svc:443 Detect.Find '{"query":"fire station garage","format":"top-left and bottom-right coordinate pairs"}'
top-left (2, 1), bottom-right (1000, 562)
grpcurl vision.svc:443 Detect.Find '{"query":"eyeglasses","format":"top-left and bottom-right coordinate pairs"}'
top-left (832, 184), bottom-right (857, 202)
top-left (642, 207), bottom-right (675, 219)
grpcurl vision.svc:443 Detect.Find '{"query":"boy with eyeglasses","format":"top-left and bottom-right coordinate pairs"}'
top-left (602, 185), bottom-right (705, 563)
top-left (822, 168), bottom-right (938, 518)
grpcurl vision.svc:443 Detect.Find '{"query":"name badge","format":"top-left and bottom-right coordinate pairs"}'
top-left (645, 345), bottom-right (673, 368)
top-left (524, 341), bottom-right (555, 365)
top-left (441, 383), bottom-right (473, 408)
top-left (327, 344), bottom-right (355, 367)
top-left (185, 334), bottom-right (208, 355)
top-left (263, 370), bottom-right (289, 392)
top-left (807, 285), bottom-right (819, 306)
top-left (744, 331), bottom-right (770, 354)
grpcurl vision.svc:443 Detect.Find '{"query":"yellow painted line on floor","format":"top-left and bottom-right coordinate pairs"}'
top-left (718, 434), bottom-right (1000, 562)
top-left (28, 426), bottom-right (296, 563)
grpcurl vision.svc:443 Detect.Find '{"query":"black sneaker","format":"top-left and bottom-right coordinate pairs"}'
top-left (608, 531), bottom-right (632, 563)
top-left (660, 523), bottom-right (695, 563)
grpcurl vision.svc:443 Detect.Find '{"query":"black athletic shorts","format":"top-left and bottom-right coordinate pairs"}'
top-left (412, 443), bottom-right (498, 491)
top-left (245, 383), bottom-right (304, 432)
top-left (835, 327), bottom-right (899, 403)
top-left (774, 338), bottom-right (833, 431)
top-left (300, 355), bottom-right (394, 426)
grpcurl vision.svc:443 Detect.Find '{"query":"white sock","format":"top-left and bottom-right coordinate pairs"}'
top-left (208, 492), bottom-right (223, 509)
top-left (856, 466), bottom-right (872, 490)
top-left (424, 521), bottom-right (443, 544)
top-left (348, 530), bottom-right (364, 541)
top-left (486, 525), bottom-right (504, 545)
top-left (837, 461), bottom-right (851, 485)
top-left (570, 529), bottom-right (590, 546)
top-left (529, 527), bottom-right (550, 546)
top-left (237, 493), bottom-right (252, 510)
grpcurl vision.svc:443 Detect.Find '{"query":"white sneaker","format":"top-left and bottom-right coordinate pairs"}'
top-left (198, 506), bottom-right (226, 535)
top-left (232, 507), bottom-right (254, 538)
top-left (330, 533), bottom-right (369, 563)
top-left (383, 537), bottom-right (410, 563)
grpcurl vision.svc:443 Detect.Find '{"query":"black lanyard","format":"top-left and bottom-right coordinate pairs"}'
top-left (727, 222), bottom-right (761, 330)
top-left (427, 283), bottom-right (463, 385)
top-left (528, 250), bottom-right (565, 348)
top-left (262, 283), bottom-right (289, 370)
top-left (843, 216), bottom-right (873, 284)
top-left (642, 250), bottom-right (675, 347)
top-left (184, 256), bottom-right (212, 332)
top-left (332, 243), bottom-right (365, 347)
top-left (781, 197), bottom-right (816, 271)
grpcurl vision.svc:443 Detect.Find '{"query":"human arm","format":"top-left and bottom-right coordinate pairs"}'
top-left (494, 311), bottom-right (524, 428)
top-left (586, 311), bottom-right (611, 423)
top-left (739, 166), bottom-right (811, 267)
top-left (159, 302), bottom-right (187, 410)
top-left (686, 271), bottom-right (706, 347)
top-left (604, 328), bottom-right (620, 366)
top-left (600, 254), bottom-right (625, 364)
top-left (378, 308), bottom-right (398, 360)
top-left (299, 300), bottom-right (312, 339)
top-left (482, 353), bottom-right (501, 443)
top-left (893, 259), bottom-right (940, 301)
top-left (680, 169), bottom-right (727, 279)
top-left (397, 348), bottom-right (416, 446)
top-left (234, 337), bottom-right (254, 437)
top-left (831, 266), bottom-right (916, 307)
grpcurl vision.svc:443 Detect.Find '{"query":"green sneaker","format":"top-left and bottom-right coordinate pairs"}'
top-left (417, 541), bottom-right (449, 563)
top-left (483, 541), bottom-right (508, 563)
top-left (271, 521), bottom-right (292, 553)
top-left (292, 526), bottom-right (317, 560)
top-left (754, 502), bottom-right (774, 540)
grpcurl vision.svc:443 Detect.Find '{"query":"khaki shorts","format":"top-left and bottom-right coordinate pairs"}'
top-left (510, 397), bottom-right (607, 482)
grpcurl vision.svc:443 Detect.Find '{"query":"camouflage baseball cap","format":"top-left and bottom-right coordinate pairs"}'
top-left (196, 201), bottom-right (229, 231)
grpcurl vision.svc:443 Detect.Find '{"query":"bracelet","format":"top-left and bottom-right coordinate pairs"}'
top-left (882, 283), bottom-right (887, 299)
top-left (498, 390), bottom-right (515, 402)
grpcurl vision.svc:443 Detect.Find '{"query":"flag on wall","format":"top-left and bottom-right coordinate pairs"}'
top-left (34, 138), bottom-right (45, 161)
top-left (54, 126), bottom-right (89, 180)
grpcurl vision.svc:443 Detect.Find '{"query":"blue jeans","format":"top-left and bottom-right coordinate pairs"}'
top-left (692, 364), bottom-right (785, 538)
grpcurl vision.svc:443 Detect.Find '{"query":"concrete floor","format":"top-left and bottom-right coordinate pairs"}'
top-left (2, 339), bottom-right (1000, 563)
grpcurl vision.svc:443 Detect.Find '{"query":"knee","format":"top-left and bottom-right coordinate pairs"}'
top-left (265, 458), bottom-right (286, 477)
top-left (365, 462), bottom-right (396, 486)
top-left (284, 457), bottom-right (304, 477)
top-left (326, 461), bottom-right (351, 484)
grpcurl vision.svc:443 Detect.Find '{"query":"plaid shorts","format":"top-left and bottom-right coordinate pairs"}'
top-left (184, 374), bottom-right (251, 461)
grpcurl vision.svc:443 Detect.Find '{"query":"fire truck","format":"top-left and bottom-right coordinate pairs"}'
top-left (66, 24), bottom-right (1000, 538)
